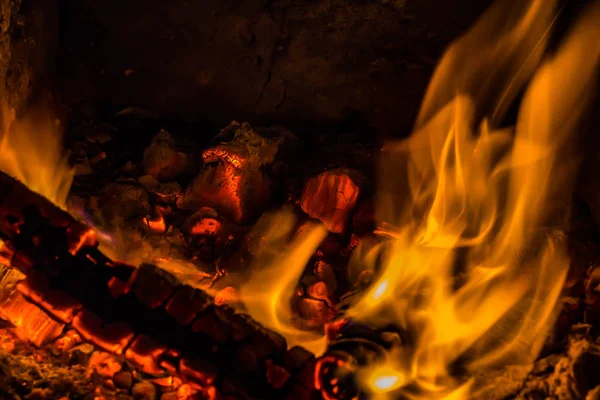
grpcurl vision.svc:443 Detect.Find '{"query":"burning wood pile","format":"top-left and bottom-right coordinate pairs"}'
top-left (0, 0), bottom-right (600, 399)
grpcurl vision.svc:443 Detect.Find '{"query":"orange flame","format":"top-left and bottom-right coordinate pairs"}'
top-left (240, 0), bottom-right (600, 398)
top-left (0, 102), bottom-right (74, 208)
top-left (354, 0), bottom-right (600, 397)
top-left (239, 208), bottom-right (328, 354)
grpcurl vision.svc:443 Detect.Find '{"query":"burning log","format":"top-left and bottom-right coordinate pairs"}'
top-left (300, 168), bottom-right (366, 234)
top-left (177, 121), bottom-right (299, 224)
top-left (0, 169), bottom-right (317, 399)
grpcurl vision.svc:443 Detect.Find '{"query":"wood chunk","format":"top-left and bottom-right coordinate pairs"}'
top-left (176, 384), bottom-right (202, 400)
top-left (72, 310), bottom-right (135, 354)
top-left (265, 359), bottom-right (291, 389)
top-left (191, 312), bottom-right (231, 344)
top-left (0, 239), bottom-right (15, 266)
top-left (238, 330), bottom-right (287, 372)
top-left (132, 380), bottom-right (159, 400)
top-left (215, 309), bottom-right (256, 342)
top-left (66, 220), bottom-right (98, 256)
top-left (177, 154), bottom-right (270, 224)
top-left (0, 171), bottom-right (75, 231)
top-left (313, 261), bottom-right (337, 293)
top-left (107, 276), bottom-right (131, 298)
top-left (160, 350), bottom-right (180, 376)
top-left (0, 290), bottom-right (64, 347)
top-left (139, 174), bottom-right (160, 192)
top-left (297, 297), bottom-right (336, 328)
top-left (16, 271), bottom-right (82, 323)
top-left (108, 261), bottom-right (138, 283)
top-left (125, 335), bottom-right (168, 375)
top-left (179, 357), bottom-right (219, 385)
top-left (165, 285), bottom-right (211, 325)
top-left (114, 371), bottom-right (133, 389)
top-left (300, 168), bottom-right (364, 233)
top-left (284, 346), bottom-right (315, 372)
top-left (87, 350), bottom-right (123, 378)
top-left (150, 376), bottom-right (182, 392)
top-left (52, 329), bottom-right (83, 353)
top-left (0, 266), bottom-right (26, 302)
top-left (294, 358), bottom-right (317, 390)
top-left (177, 122), bottom-right (297, 224)
top-left (132, 263), bottom-right (177, 309)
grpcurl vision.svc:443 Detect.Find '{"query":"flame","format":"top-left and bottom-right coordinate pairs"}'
top-left (240, 0), bottom-right (600, 398)
top-left (0, 102), bottom-right (74, 208)
top-left (350, 0), bottom-right (600, 397)
top-left (239, 208), bottom-right (329, 354)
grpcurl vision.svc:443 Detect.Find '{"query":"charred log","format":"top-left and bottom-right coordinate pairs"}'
top-left (0, 169), bottom-right (316, 399)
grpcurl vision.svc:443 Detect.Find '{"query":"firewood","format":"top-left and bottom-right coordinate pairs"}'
top-left (0, 170), bottom-right (317, 398)
top-left (300, 168), bottom-right (366, 234)
top-left (177, 121), bottom-right (299, 224)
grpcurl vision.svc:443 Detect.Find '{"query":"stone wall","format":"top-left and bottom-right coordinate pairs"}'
top-left (0, 0), bottom-right (58, 117)
top-left (54, 0), bottom-right (492, 138)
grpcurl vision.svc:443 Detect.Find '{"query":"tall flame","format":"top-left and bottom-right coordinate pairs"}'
top-left (0, 102), bottom-right (74, 208)
top-left (240, 0), bottom-right (600, 398)
top-left (239, 209), bottom-right (329, 354)
top-left (353, 0), bottom-right (600, 397)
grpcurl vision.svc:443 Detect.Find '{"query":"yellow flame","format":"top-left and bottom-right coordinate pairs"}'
top-left (369, 366), bottom-right (405, 393)
top-left (351, 0), bottom-right (600, 397)
top-left (239, 208), bottom-right (329, 354)
top-left (0, 102), bottom-right (74, 208)
top-left (240, 0), bottom-right (600, 398)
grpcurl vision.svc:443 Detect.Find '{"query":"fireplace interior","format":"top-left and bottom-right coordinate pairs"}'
top-left (0, 0), bottom-right (600, 399)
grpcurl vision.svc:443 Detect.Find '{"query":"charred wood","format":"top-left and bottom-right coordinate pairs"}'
top-left (177, 121), bottom-right (299, 224)
top-left (0, 169), bottom-right (317, 399)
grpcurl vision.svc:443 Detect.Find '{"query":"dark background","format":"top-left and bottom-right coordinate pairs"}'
top-left (52, 0), bottom-right (494, 139)
top-left (1, 0), bottom-right (598, 200)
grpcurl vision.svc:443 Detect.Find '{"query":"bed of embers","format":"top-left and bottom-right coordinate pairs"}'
top-left (0, 114), bottom-right (600, 400)
top-left (0, 117), bottom-right (379, 400)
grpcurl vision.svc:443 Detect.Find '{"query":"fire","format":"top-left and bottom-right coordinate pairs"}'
top-left (239, 208), bottom-right (329, 354)
top-left (0, 102), bottom-right (74, 208)
top-left (241, 0), bottom-right (600, 398)
top-left (352, 0), bottom-right (600, 397)
top-left (368, 366), bottom-right (404, 393)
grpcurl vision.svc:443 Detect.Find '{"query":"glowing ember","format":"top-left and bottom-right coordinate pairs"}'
top-left (143, 214), bottom-right (167, 233)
